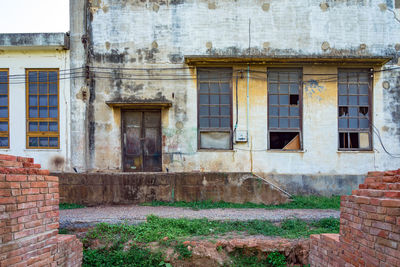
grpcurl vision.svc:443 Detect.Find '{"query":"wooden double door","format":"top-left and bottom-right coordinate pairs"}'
top-left (122, 110), bottom-right (162, 172)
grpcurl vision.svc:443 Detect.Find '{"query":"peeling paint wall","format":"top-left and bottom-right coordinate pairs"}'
top-left (70, 0), bottom-right (400, 175)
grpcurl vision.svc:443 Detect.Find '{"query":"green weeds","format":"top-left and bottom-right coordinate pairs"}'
top-left (59, 203), bottom-right (86, 210)
top-left (143, 195), bottom-right (341, 210)
top-left (84, 215), bottom-right (339, 245)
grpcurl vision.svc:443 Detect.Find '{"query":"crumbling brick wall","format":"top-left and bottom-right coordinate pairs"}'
top-left (310, 170), bottom-right (400, 267)
top-left (0, 154), bottom-right (82, 267)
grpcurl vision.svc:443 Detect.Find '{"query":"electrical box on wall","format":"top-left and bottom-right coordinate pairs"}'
top-left (235, 130), bottom-right (248, 143)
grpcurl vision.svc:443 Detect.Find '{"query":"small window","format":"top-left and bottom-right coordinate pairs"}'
top-left (26, 69), bottom-right (59, 149)
top-left (268, 68), bottom-right (302, 150)
top-left (0, 70), bottom-right (9, 148)
top-left (338, 69), bottom-right (372, 150)
top-left (198, 68), bottom-right (232, 149)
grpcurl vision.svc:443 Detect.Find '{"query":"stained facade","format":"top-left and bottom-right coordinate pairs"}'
top-left (65, 0), bottom-right (400, 193)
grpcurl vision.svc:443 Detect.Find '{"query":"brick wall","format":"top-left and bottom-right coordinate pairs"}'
top-left (310, 170), bottom-right (400, 267)
top-left (0, 154), bottom-right (82, 267)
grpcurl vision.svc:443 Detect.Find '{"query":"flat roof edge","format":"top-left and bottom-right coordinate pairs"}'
top-left (0, 33), bottom-right (69, 50)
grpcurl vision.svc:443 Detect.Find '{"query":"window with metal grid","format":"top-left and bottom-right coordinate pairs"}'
top-left (338, 69), bottom-right (372, 150)
top-left (267, 68), bottom-right (302, 150)
top-left (26, 70), bottom-right (59, 149)
top-left (0, 70), bottom-right (8, 148)
top-left (197, 68), bottom-right (232, 150)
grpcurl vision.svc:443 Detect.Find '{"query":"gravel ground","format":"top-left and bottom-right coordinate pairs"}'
top-left (59, 205), bottom-right (340, 228)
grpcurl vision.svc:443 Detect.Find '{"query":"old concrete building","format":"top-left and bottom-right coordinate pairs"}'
top-left (67, 0), bottom-right (400, 196)
top-left (0, 33), bottom-right (70, 171)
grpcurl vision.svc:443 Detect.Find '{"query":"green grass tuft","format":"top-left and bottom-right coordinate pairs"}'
top-left (59, 203), bottom-right (86, 210)
top-left (142, 195), bottom-right (341, 210)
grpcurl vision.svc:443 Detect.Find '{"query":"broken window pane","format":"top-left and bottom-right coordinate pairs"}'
top-left (339, 107), bottom-right (348, 117)
top-left (270, 132), bottom-right (299, 149)
top-left (198, 68), bottom-right (232, 149)
top-left (268, 68), bottom-right (302, 149)
top-left (290, 95), bottom-right (299, 105)
top-left (359, 107), bottom-right (368, 116)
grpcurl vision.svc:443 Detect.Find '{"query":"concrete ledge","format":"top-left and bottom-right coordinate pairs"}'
top-left (0, 33), bottom-right (69, 50)
top-left (56, 172), bottom-right (289, 206)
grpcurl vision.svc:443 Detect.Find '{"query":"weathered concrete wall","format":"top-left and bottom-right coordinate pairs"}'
top-left (69, 0), bottom-right (400, 178)
top-left (0, 49), bottom-right (71, 172)
top-left (57, 172), bottom-right (289, 205)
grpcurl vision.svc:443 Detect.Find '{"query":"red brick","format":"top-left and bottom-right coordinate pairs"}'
top-left (26, 194), bottom-right (44, 202)
top-left (21, 188), bottom-right (40, 195)
top-left (30, 181), bottom-right (47, 188)
top-left (381, 199), bottom-right (400, 207)
top-left (0, 188), bottom-right (11, 196)
top-left (0, 197), bottom-right (16, 204)
top-left (16, 156), bottom-right (34, 163)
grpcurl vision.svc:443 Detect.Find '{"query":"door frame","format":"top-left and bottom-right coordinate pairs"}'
top-left (121, 109), bottom-right (162, 172)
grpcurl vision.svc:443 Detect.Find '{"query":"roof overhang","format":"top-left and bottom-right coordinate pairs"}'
top-left (0, 33), bottom-right (69, 51)
top-left (184, 55), bottom-right (392, 65)
top-left (106, 99), bottom-right (172, 109)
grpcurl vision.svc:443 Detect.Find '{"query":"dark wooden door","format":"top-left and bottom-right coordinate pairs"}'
top-left (122, 110), bottom-right (162, 172)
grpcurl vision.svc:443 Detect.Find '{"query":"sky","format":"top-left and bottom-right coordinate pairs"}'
top-left (0, 0), bottom-right (69, 33)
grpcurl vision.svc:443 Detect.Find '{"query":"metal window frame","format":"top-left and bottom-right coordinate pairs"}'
top-left (26, 69), bottom-right (60, 149)
top-left (337, 68), bottom-right (373, 151)
top-left (197, 67), bottom-right (233, 150)
top-left (0, 69), bottom-right (9, 148)
top-left (267, 67), bottom-right (303, 150)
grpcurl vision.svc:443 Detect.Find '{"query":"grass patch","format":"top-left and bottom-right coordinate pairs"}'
top-left (59, 203), bottom-right (86, 210)
top-left (82, 216), bottom-right (338, 266)
top-left (58, 228), bottom-right (69, 235)
top-left (142, 195), bottom-right (340, 210)
top-left (84, 215), bottom-right (339, 245)
top-left (229, 250), bottom-right (286, 267)
top-left (83, 246), bottom-right (165, 267)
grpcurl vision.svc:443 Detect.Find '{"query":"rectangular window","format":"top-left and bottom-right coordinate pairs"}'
top-left (268, 68), bottom-right (302, 150)
top-left (198, 68), bottom-right (232, 150)
top-left (338, 69), bottom-right (372, 150)
top-left (0, 70), bottom-right (9, 148)
top-left (26, 69), bottom-right (59, 149)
